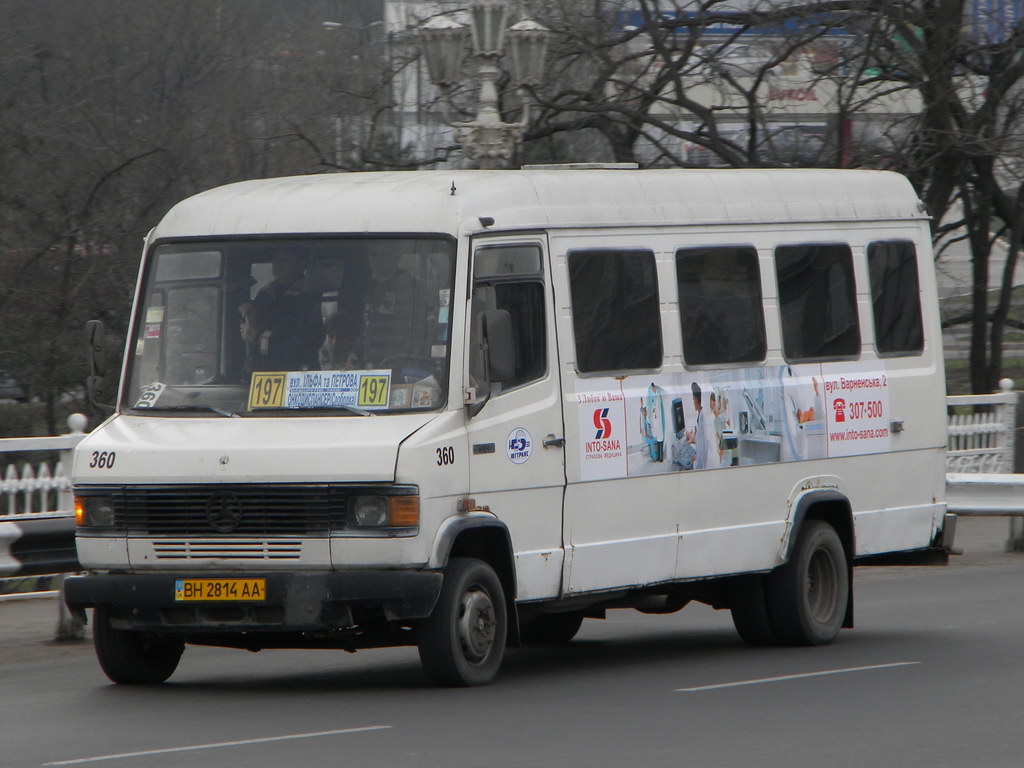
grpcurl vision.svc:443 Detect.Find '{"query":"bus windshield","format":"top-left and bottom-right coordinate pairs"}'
top-left (125, 237), bottom-right (456, 416)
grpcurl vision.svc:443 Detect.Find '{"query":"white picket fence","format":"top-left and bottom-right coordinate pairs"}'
top-left (946, 379), bottom-right (1018, 474)
top-left (0, 414), bottom-right (88, 520)
top-left (945, 379), bottom-right (1023, 549)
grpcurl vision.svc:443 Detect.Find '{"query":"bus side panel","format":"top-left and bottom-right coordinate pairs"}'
top-left (552, 217), bottom-right (947, 598)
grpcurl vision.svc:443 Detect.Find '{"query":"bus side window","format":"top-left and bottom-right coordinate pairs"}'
top-left (568, 249), bottom-right (662, 373)
top-left (774, 243), bottom-right (860, 362)
top-left (471, 244), bottom-right (547, 391)
top-left (676, 245), bottom-right (766, 366)
top-left (867, 240), bottom-right (924, 356)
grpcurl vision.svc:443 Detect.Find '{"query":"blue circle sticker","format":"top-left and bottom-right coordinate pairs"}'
top-left (506, 428), bottom-right (533, 464)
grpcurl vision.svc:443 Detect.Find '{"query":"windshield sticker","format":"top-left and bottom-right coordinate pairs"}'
top-left (412, 377), bottom-right (441, 408)
top-left (134, 382), bottom-right (167, 409)
top-left (506, 427), bottom-right (533, 464)
top-left (390, 385), bottom-right (413, 408)
top-left (247, 370), bottom-right (391, 411)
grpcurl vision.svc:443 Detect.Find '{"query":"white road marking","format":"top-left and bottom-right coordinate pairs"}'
top-left (43, 725), bottom-right (393, 766)
top-left (675, 661), bottom-right (920, 692)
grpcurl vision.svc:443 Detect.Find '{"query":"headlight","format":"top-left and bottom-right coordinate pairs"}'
top-left (351, 496), bottom-right (390, 527)
top-left (349, 495), bottom-right (420, 530)
top-left (74, 496), bottom-right (115, 527)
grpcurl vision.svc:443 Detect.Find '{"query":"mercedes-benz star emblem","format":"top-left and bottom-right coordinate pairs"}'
top-left (206, 493), bottom-right (243, 533)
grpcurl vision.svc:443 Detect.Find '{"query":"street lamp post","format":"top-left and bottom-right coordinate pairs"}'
top-left (418, 1), bottom-right (551, 169)
top-left (322, 19), bottom-right (387, 168)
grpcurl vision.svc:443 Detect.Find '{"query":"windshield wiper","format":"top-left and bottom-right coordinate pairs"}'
top-left (242, 405), bottom-right (374, 417)
top-left (142, 404), bottom-right (237, 418)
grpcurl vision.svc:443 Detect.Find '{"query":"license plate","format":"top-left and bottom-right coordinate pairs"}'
top-left (174, 578), bottom-right (266, 602)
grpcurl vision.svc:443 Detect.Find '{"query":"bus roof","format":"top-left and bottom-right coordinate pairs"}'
top-left (150, 168), bottom-right (927, 240)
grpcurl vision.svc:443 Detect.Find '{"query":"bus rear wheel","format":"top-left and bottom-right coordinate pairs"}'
top-left (93, 608), bottom-right (184, 684)
top-left (766, 520), bottom-right (848, 645)
top-left (729, 575), bottom-right (778, 646)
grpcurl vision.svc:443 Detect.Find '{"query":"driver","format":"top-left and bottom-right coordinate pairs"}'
top-left (360, 249), bottom-right (433, 375)
top-left (240, 250), bottom-right (323, 372)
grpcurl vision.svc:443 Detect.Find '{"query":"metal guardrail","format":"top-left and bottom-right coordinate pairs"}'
top-left (0, 515), bottom-right (79, 578)
top-left (946, 473), bottom-right (1024, 516)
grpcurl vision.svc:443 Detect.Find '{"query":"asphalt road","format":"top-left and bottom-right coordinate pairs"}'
top-left (2, 517), bottom-right (1023, 768)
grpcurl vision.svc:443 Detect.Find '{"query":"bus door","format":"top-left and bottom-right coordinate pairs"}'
top-left (465, 235), bottom-right (566, 602)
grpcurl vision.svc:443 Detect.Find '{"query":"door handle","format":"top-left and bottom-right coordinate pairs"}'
top-left (543, 435), bottom-right (565, 448)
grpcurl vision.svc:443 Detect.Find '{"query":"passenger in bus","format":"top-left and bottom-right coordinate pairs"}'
top-left (240, 250), bottom-right (323, 373)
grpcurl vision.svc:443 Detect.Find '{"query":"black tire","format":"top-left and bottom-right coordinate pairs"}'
top-left (519, 611), bottom-right (585, 645)
top-left (765, 520), bottom-right (849, 646)
top-left (93, 608), bottom-right (184, 684)
top-left (729, 575), bottom-right (779, 646)
top-left (417, 558), bottom-right (507, 686)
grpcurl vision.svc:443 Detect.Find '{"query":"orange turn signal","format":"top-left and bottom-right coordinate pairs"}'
top-left (389, 496), bottom-right (420, 527)
top-left (73, 497), bottom-right (85, 526)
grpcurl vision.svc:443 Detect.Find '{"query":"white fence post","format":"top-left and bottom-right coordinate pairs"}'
top-left (946, 379), bottom-right (1021, 550)
top-left (0, 414), bottom-right (89, 642)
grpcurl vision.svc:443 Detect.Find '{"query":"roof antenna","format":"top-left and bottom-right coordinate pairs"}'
top-left (450, 181), bottom-right (457, 196)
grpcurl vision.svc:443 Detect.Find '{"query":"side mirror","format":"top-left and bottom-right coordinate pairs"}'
top-left (86, 320), bottom-right (107, 377)
top-left (85, 320), bottom-right (114, 411)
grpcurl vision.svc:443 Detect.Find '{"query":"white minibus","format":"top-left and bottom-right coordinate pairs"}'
top-left (66, 167), bottom-right (955, 686)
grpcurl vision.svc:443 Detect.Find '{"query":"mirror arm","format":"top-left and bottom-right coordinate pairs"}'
top-left (466, 338), bottom-right (494, 419)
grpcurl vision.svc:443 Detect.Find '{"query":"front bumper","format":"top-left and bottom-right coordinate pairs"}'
top-left (64, 570), bottom-right (443, 634)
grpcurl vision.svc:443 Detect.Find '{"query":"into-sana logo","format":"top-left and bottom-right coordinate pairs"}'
top-left (593, 407), bottom-right (613, 439)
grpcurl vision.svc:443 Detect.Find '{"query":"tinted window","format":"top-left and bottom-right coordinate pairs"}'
top-left (471, 244), bottom-right (546, 390)
top-left (568, 250), bottom-right (662, 373)
top-left (676, 246), bottom-right (766, 365)
top-left (775, 243), bottom-right (860, 361)
top-left (867, 241), bottom-right (924, 355)
top-left (474, 245), bottom-right (542, 278)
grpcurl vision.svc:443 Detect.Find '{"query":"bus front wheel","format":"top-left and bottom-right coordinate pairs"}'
top-left (93, 608), bottom-right (184, 684)
top-left (417, 558), bottom-right (507, 686)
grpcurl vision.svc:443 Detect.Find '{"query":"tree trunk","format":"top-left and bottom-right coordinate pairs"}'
top-left (965, 190), bottom-right (992, 394)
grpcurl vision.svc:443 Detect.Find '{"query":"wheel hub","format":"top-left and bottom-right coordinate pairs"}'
top-left (806, 548), bottom-right (838, 622)
top-left (458, 588), bottom-right (496, 662)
